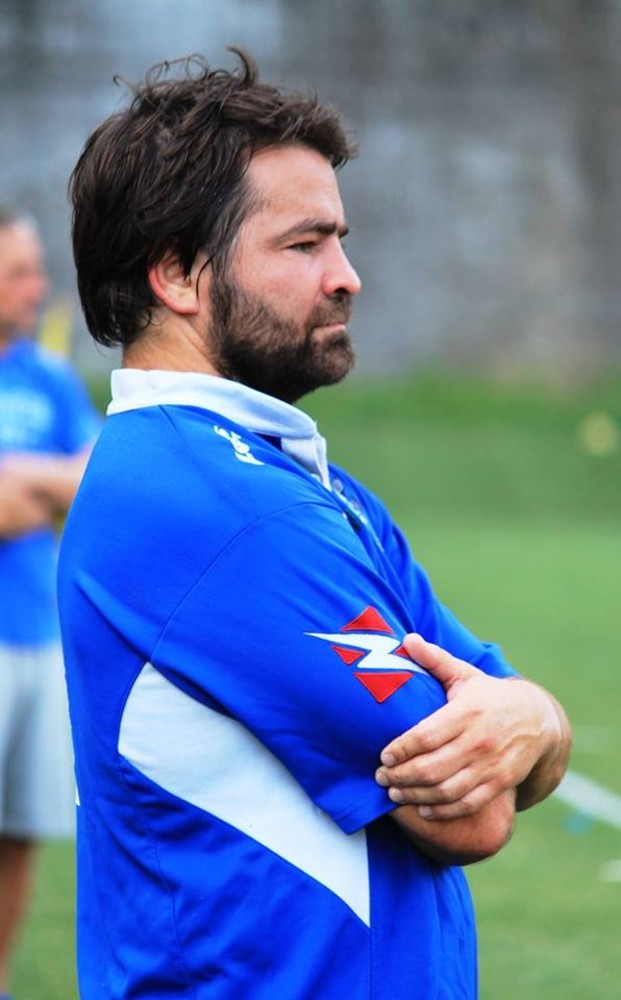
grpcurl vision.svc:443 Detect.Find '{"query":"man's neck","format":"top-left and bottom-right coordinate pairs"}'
top-left (122, 318), bottom-right (220, 375)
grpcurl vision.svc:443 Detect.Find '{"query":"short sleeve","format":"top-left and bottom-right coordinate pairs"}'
top-left (152, 500), bottom-right (452, 834)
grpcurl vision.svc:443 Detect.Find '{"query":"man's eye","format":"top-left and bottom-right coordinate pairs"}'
top-left (288, 241), bottom-right (316, 253)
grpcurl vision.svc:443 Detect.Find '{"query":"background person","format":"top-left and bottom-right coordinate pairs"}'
top-left (59, 50), bottom-right (571, 999)
top-left (0, 207), bottom-right (101, 999)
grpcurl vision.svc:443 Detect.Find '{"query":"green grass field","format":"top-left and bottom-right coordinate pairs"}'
top-left (13, 370), bottom-right (621, 998)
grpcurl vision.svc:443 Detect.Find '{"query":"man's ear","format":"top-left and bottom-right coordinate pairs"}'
top-left (148, 253), bottom-right (205, 315)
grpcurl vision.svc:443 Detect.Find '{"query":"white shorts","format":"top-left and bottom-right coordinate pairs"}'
top-left (0, 642), bottom-right (75, 839)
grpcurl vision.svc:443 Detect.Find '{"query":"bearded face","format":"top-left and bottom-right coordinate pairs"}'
top-left (201, 145), bottom-right (361, 402)
top-left (208, 271), bottom-right (356, 403)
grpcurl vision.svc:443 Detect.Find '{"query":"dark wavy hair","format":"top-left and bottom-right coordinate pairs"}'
top-left (69, 48), bottom-right (356, 347)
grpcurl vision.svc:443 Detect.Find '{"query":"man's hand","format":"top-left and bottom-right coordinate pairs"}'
top-left (0, 448), bottom-right (91, 522)
top-left (375, 633), bottom-right (571, 821)
top-left (0, 467), bottom-right (54, 537)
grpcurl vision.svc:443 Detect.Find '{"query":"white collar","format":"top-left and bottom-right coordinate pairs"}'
top-left (108, 369), bottom-right (331, 488)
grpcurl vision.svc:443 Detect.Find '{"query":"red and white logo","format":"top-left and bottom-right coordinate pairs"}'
top-left (306, 606), bottom-right (426, 703)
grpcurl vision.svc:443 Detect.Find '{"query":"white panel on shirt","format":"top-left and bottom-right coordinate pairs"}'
top-left (119, 662), bottom-right (370, 925)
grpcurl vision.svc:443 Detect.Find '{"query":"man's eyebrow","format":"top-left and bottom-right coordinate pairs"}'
top-left (277, 219), bottom-right (350, 241)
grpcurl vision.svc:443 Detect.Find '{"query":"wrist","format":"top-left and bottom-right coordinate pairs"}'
top-left (509, 680), bottom-right (572, 811)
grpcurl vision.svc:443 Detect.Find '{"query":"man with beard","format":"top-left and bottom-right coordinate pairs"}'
top-left (59, 50), bottom-right (571, 999)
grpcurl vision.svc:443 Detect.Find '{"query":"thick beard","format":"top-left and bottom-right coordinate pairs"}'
top-left (208, 273), bottom-right (356, 404)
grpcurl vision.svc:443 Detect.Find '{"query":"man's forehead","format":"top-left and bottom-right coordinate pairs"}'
top-left (246, 144), bottom-right (346, 221)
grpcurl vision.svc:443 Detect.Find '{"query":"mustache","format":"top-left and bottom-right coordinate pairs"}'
top-left (307, 296), bottom-right (353, 328)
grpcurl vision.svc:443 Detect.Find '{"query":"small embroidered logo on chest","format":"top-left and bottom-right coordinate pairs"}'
top-left (213, 426), bottom-right (264, 466)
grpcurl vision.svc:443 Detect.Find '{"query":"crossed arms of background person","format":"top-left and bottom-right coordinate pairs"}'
top-left (0, 449), bottom-right (91, 538)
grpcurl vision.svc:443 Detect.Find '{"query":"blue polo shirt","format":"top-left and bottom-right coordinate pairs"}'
top-left (59, 371), bottom-right (516, 999)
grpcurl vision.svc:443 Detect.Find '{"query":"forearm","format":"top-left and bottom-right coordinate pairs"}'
top-left (0, 483), bottom-right (54, 537)
top-left (391, 787), bottom-right (516, 867)
top-left (0, 449), bottom-right (91, 515)
top-left (29, 453), bottom-right (89, 511)
top-left (511, 680), bottom-right (572, 811)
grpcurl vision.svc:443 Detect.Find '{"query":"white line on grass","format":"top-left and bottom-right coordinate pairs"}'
top-left (599, 859), bottom-right (621, 883)
top-left (554, 770), bottom-right (621, 830)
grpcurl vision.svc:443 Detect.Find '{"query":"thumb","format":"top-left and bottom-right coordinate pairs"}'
top-left (402, 633), bottom-right (475, 691)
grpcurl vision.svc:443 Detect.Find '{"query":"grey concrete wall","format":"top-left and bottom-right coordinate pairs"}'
top-left (1, 0), bottom-right (620, 378)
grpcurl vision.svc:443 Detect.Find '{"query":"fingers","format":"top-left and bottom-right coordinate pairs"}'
top-left (379, 755), bottom-right (508, 803)
top-left (401, 633), bottom-right (475, 690)
top-left (414, 782), bottom-right (516, 823)
top-left (379, 723), bottom-right (443, 769)
top-left (381, 765), bottom-right (475, 808)
top-left (387, 776), bottom-right (505, 821)
top-left (375, 636), bottom-right (526, 821)
top-left (387, 768), bottom-right (507, 821)
top-left (378, 641), bottom-right (485, 768)
top-left (414, 782), bottom-right (501, 821)
top-left (379, 696), bottom-right (468, 768)
top-left (376, 745), bottom-right (506, 807)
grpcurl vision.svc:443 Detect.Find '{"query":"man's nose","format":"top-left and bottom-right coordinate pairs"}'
top-left (323, 242), bottom-right (362, 299)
